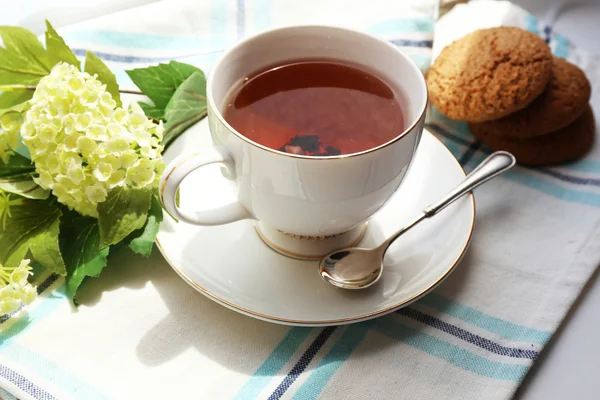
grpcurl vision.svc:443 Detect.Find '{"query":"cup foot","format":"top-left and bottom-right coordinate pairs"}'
top-left (255, 221), bottom-right (368, 261)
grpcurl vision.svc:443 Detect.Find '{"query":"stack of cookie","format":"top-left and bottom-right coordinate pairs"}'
top-left (427, 27), bottom-right (594, 166)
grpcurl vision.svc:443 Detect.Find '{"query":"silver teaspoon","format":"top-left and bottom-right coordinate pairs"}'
top-left (319, 151), bottom-right (516, 290)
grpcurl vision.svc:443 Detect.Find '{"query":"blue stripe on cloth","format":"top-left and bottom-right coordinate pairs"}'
top-left (525, 14), bottom-right (569, 58)
top-left (367, 18), bottom-right (435, 34)
top-left (553, 33), bottom-right (570, 58)
top-left (236, 0), bottom-right (246, 39)
top-left (63, 30), bottom-right (231, 50)
top-left (427, 123), bottom-right (476, 164)
top-left (458, 141), bottom-right (482, 166)
top-left (560, 160), bottom-right (600, 174)
top-left (36, 274), bottom-right (59, 293)
top-left (427, 108), bottom-right (473, 137)
top-left (374, 317), bottom-right (530, 381)
top-left (525, 14), bottom-right (540, 35)
top-left (210, 0), bottom-right (230, 39)
top-left (440, 137), bottom-right (463, 161)
top-left (429, 123), bottom-right (600, 189)
top-left (535, 168), bottom-right (600, 187)
top-left (525, 14), bottom-right (570, 67)
top-left (407, 54), bottom-right (434, 72)
top-left (418, 294), bottom-right (551, 345)
top-left (0, 362), bottom-right (57, 400)
top-left (268, 327), bottom-right (336, 400)
top-left (72, 48), bottom-right (221, 64)
top-left (233, 328), bottom-right (312, 400)
top-left (252, 0), bottom-right (271, 32)
top-left (0, 284), bottom-right (107, 400)
top-left (543, 25), bottom-right (552, 44)
top-left (0, 284), bottom-right (66, 346)
top-left (428, 123), bottom-right (472, 146)
top-left (463, 150), bottom-right (600, 207)
top-left (0, 274), bottom-right (59, 325)
top-left (292, 322), bottom-right (372, 400)
top-left (505, 167), bottom-right (600, 207)
top-left (2, 344), bottom-right (108, 400)
top-left (398, 308), bottom-right (539, 359)
top-left (77, 45), bottom-right (428, 73)
top-left (114, 70), bottom-right (134, 87)
top-left (390, 39), bottom-right (433, 48)
top-left (443, 76), bottom-right (590, 233)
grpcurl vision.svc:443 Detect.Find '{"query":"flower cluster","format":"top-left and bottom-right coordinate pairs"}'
top-left (0, 112), bottom-right (23, 164)
top-left (21, 63), bottom-right (165, 217)
top-left (0, 259), bottom-right (37, 316)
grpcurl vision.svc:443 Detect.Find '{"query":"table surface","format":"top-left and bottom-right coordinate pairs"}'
top-left (1, 0), bottom-right (599, 399)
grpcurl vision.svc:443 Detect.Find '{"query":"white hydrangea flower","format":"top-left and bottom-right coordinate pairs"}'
top-left (0, 259), bottom-right (36, 316)
top-left (21, 62), bottom-right (165, 217)
top-left (0, 112), bottom-right (23, 164)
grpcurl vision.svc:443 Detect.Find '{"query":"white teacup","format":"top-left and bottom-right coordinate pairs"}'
top-left (159, 25), bottom-right (427, 260)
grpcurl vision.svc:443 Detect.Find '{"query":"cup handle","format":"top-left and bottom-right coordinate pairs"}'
top-left (159, 151), bottom-right (253, 225)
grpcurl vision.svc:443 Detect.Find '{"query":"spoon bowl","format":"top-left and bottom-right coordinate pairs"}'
top-left (320, 247), bottom-right (385, 289)
top-left (319, 151), bottom-right (516, 290)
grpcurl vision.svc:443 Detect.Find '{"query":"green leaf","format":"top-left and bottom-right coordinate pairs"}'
top-left (139, 102), bottom-right (164, 120)
top-left (29, 215), bottom-right (66, 275)
top-left (44, 20), bottom-right (80, 69)
top-left (0, 152), bottom-right (35, 177)
top-left (0, 91), bottom-right (32, 111)
top-left (127, 196), bottom-right (163, 257)
top-left (0, 176), bottom-right (49, 199)
top-left (0, 105), bottom-right (31, 161)
top-left (162, 72), bottom-right (207, 148)
top-left (126, 61), bottom-right (203, 117)
top-left (60, 216), bottom-right (109, 300)
top-left (126, 61), bottom-right (202, 108)
top-left (97, 187), bottom-right (152, 248)
top-left (0, 198), bottom-right (66, 274)
top-left (84, 51), bottom-right (122, 107)
top-left (0, 91), bottom-right (32, 110)
top-left (0, 26), bottom-right (51, 85)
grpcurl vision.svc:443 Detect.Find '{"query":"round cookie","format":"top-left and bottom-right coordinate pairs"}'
top-left (469, 57), bottom-right (591, 138)
top-left (427, 27), bottom-right (553, 122)
top-left (469, 105), bottom-right (595, 166)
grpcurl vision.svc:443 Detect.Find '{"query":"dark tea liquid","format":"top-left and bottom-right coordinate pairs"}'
top-left (223, 59), bottom-right (405, 156)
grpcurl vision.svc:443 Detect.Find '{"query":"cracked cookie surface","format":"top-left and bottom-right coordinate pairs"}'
top-left (470, 105), bottom-right (595, 166)
top-left (427, 27), bottom-right (553, 122)
top-left (469, 57), bottom-right (591, 138)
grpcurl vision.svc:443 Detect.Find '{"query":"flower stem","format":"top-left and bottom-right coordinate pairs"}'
top-left (0, 84), bottom-right (145, 96)
top-left (116, 88), bottom-right (146, 95)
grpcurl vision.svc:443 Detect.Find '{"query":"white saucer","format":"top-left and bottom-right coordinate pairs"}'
top-left (156, 121), bottom-right (475, 326)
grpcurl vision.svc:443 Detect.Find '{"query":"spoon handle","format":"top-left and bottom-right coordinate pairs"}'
top-left (382, 151), bottom-right (515, 249)
top-left (423, 151), bottom-right (515, 217)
